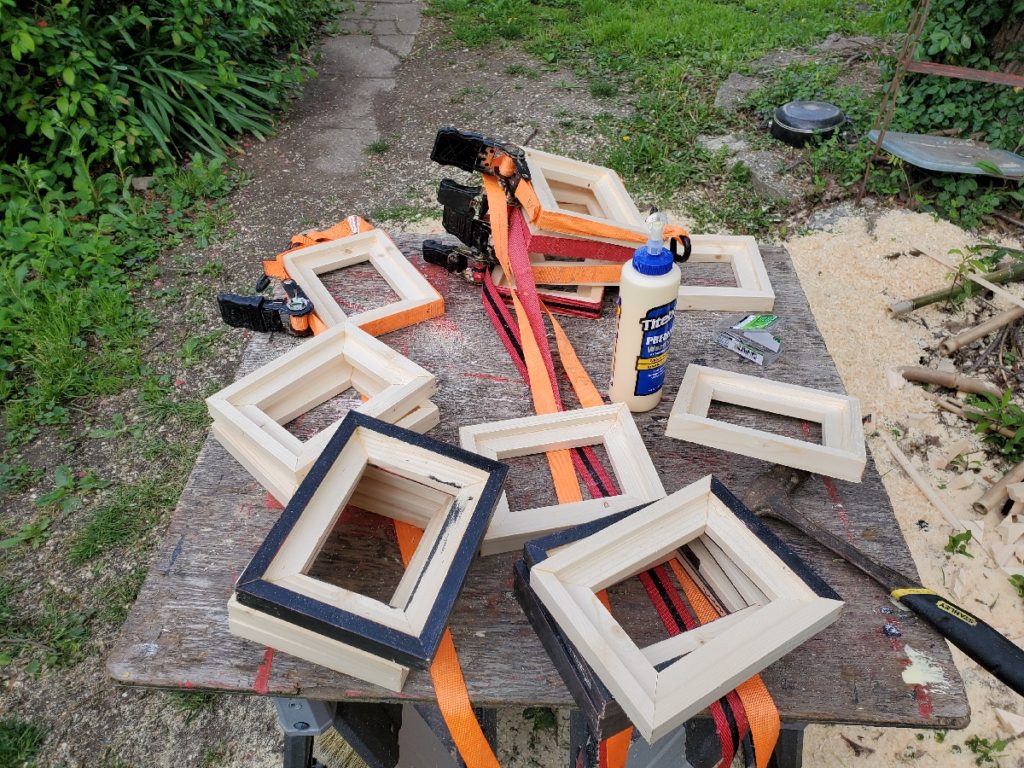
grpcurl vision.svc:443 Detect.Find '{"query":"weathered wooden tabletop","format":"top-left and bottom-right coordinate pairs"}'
top-left (109, 237), bottom-right (969, 728)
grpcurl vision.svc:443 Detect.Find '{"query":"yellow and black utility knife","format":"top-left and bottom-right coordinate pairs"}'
top-left (744, 466), bottom-right (1024, 697)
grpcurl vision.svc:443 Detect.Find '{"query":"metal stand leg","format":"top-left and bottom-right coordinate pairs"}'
top-left (282, 733), bottom-right (316, 768)
top-left (768, 723), bottom-right (805, 768)
top-left (274, 698), bottom-right (336, 768)
top-left (333, 702), bottom-right (403, 768)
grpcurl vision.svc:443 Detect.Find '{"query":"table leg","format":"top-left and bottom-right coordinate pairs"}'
top-left (282, 733), bottom-right (316, 768)
top-left (332, 702), bottom-right (403, 768)
top-left (768, 723), bottom-right (805, 768)
top-left (274, 698), bottom-right (335, 768)
top-left (568, 711), bottom-right (806, 768)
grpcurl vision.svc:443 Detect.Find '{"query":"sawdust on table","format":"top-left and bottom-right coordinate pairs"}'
top-left (781, 210), bottom-right (1024, 767)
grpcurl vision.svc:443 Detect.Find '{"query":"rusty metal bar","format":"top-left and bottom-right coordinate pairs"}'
top-left (904, 60), bottom-right (1024, 88)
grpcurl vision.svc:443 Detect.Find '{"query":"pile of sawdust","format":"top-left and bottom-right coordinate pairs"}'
top-left (786, 210), bottom-right (1024, 766)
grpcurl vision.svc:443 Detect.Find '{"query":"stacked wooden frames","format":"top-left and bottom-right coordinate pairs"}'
top-left (460, 404), bottom-right (666, 555)
top-left (523, 148), bottom-right (648, 233)
top-left (522, 476), bottom-right (844, 743)
top-left (229, 412), bottom-right (508, 690)
top-left (665, 365), bottom-right (866, 482)
top-left (489, 257), bottom-right (605, 318)
top-left (207, 323), bottom-right (438, 504)
top-left (282, 227), bottom-right (444, 336)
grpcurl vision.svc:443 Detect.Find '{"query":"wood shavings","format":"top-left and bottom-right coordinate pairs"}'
top-left (929, 438), bottom-right (971, 471)
top-left (995, 708), bottom-right (1024, 737)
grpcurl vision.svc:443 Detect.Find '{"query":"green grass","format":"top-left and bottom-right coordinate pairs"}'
top-left (0, 581), bottom-right (93, 672)
top-left (94, 567), bottom-right (148, 627)
top-left (365, 139), bottom-right (391, 155)
top-left (428, 0), bottom-right (898, 230)
top-left (70, 475), bottom-right (181, 564)
top-left (170, 692), bottom-right (219, 724)
top-left (371, 204), bottom-right (437, 223)
top-left (0, 718), bottom-right (45, 768)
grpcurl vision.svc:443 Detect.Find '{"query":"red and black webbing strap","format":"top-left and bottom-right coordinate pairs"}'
top-left (639, 566), bottom-right (749, 768)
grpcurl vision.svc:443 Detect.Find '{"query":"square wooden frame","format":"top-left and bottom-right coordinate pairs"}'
top-left (678, 236), bottom-right (775, 311)
top-left (528, 475), bottom-right (844, 743)
top-left (207, 322), bottom-right (438, 504)
top-left (665, 365), bottom-right (866, 482)
top-left (524, 148), bottom-right (647, 232)
top-left (514, 207), bottom-right (638, 264)
top-left (227, 594), bottom-right (411, 691)
top-left (516, 477), bottom-right (841, 739)
top-left (283, 228), bottom-right (444, 336)
top-left (490, 258), bottom-right (605, 314)
top-left (233, 412), bottom-right (508, 669)
top-left (460, 404), bottom-right (665, 555)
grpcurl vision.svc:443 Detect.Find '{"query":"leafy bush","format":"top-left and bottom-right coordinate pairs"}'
top-left (0, 0), bottom-right (343, 438)
top-left (0, 0), bottom-right (341, 169)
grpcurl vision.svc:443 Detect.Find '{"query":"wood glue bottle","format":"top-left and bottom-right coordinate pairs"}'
top-left (608, 213), bottom-right (681, 412)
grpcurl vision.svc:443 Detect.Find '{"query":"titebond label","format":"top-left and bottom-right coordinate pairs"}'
top-left (634, 299), bottom-right (676, 396)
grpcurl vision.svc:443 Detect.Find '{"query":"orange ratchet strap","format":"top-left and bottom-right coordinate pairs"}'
top-left (668, 558), bottom-right (780, 768)
top-left (394, 521), bottom-right (500, 768)
top-left (262, 215), bottom-right (375, 280)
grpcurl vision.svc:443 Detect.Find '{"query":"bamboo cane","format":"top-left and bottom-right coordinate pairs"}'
top-left (899, 366), bottom-right (1003, 396)
top-left (939, 307), bottom-right (1024, 355)
top-left (974, 458), bottom-right (1024, 515)
top-left (917, 388), bottom-right (1017, 439)
top-left (889, 262), bottom-right (1024, 315)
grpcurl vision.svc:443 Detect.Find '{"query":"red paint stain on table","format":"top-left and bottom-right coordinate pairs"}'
top-left (253, 648), bottom-right (276, 694)
top-left (800, 421), bottom-right (854, 542)
top-left (819, 475), bottom-right (854, 543)
top-left (463, 372), bottom-right (515, 384)
top-left (264, 492), bottom-right (283, 511)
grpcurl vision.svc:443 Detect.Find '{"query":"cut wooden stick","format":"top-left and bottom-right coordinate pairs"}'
top-left (889, 262), bottom-right (1024, 315)
top-left (879, 431), bottom-right (966, 530)
top-left (974, 459), bottom-right (1024, 516)
top-left (920, 250), bottom-right (1024, 311)
top-left (917, 388), bottom-right (1017, 439)
top-left (899, 366), bottom-right (1003, 396)
top-left (939, 307), bottom-right (1024, 355)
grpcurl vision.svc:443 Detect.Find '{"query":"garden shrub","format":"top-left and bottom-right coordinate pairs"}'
top-left (0, 0), bottom-right (342, 436)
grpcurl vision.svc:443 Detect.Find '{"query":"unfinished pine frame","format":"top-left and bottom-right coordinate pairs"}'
top-left (678, 236), bottom-right (775, 311)
top-left (207, 323), bottom-right (437, 504)
top-left (529, 475), bottom-right (844, 743)
top-left (227, 595), bottom-right (410, 691)
top-left (524, 148), bottom-right (647, 232)
top-left (459, 404), bottom-right (666, 555)
top-left (665, 365), bottom-right (866, 482)
top-left (282, 228), bottom-right (444, 336)
top-left (233, 412), bottom-right (508, 671)
top-left (490, 258), bottom-right (605, 311)
top-left (516, 208), bottom-right (638, 263)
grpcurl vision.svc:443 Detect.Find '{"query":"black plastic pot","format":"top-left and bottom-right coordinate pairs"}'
top-left (770, 100), bottom-right (846, 147)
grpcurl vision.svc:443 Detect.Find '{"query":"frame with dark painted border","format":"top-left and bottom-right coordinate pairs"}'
top-left (234, 411), bottom-right (508, 669)
top-left (517, 477), bottom-right (840, 739)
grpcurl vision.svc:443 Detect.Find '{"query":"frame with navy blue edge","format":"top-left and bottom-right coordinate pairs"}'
top-left (234, 411), bottom-right (508, 670)
top-left (517, 476), bottom-right (842, 743)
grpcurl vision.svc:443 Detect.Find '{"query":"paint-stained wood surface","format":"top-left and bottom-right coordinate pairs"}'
top-left (109, 238), bottom-right (969, 728)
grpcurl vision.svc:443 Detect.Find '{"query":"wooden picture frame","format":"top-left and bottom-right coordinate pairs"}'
top-left (513, 208), bottom-right (638, 264)
top-left (232, 412), bottom-right (508, 672)
top-left (678, 236), bottom-right (775, 311)
top-left (524, 148), bottom-right (647, 233)
top-left (460, 404), bottom-right (666, 554)
top-left (227, 595), bottom-right (410, 691)
top-left (527, 475), bottom-right (844, 743)
top-left (207, 323), bottom-right (438, 504)
top-left (490, 259), bottom-right (605, 317)
top-left (665, 365), bottom-right (866, 482)
top-left (283, 228), bottom-right (444, 336)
